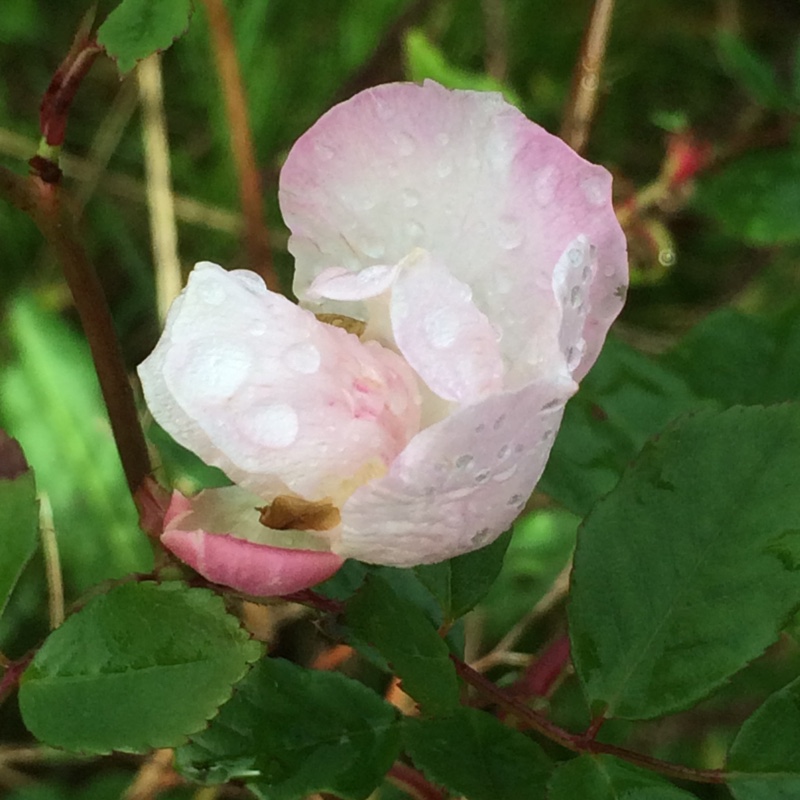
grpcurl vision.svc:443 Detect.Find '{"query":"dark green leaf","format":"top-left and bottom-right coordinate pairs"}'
top-left (19, 582), bottom-right (262, 753)
top-left (549, 755), bottom-right (699, 799)
top-left (540, 337), bottom-right (700, 515)
top-left (414, 529), bottom-right (512, 623)
top-left (346, 575), bottom-right (459, 716)
top-left (176, 657), bottom-right (400, 800)
top-left (0, 433), bottom-right (38, 619)
top-left (98, 0), bottom-right (193, 73)
top-left (570, 405), bottom-right (800, 719)
top-left (727, 674), bottom-right (800, 799)
top-left (403, 708), bottom-right (551, 800)
top-left (715, 32), bottom-right (789, 110)
top-left (694, 148), bottom-right (800, 245)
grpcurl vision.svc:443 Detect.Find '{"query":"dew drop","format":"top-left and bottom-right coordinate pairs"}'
top-left (456, 454), bottom-right (474, 470)
top-left (397, 132), bottom-right (415, 156)
top-left (474, 470), bottom-right (491, 484)
top-left (424, 307), bottom-right (461, 349)
top-left (581, 174), bottom-right (607, 206)
top-left (497, 444), bottom-right (511, 461)
top-left (315, 141), bottom-right (334, 160)
top-left (436, 160), bottom-right (453, 178)
top-left (534, 165), bottom-right (559, 205)
top-left (493, 464), bottom-right (518, 482)
top-left (475, 423), bottom-right (486, 433)
top-left (284, 341), bottom-right (321, 374)
top-left (570, 285), bottom-right (582, 308)
top-left (358, 238), bottom-right (386, 259)
top-left (192, 345), bottom-right (251, 399)
top-left (658, 248), bottom-right (676, 267)
top-left (246, 403), bottom-right (299, 448)
top-left (406, 220), bottom-right (425, 240)
top-left (472, 527), bottom-right (492, 546)
top-left (497, 216), bottom-right (524, 250)
top-left (200, 283), bottom-right (226, 306)
top-left (250, 320), bottom-right (267, 336)
top-left (402, 189), bottom-right (420, 208)
top-left (436, 132), bottom-right (450, 146)
top-left (508, 493), bottom-right (524, 506)
top-left (494, 414), bottom-right (507, 430)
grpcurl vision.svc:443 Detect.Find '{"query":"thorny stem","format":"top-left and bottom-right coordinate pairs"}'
top-left (201, 0), bottom-right (279, 291)
top-left (560, 0), bottom-right (616, 154)
top-left (386, 761), bottom-right (447, 800)
top-left (452, 657), bottom-right (727, 785)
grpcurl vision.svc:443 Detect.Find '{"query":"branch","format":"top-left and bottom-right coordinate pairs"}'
top-left (201, 0), bottom-right (278, 291)
top-left (560, 0), bottom-right (616, 154)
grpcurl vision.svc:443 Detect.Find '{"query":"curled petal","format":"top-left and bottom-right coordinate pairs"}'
top-left (162, 490), bottom-right (344, 595)
top-left (280, 80), bottom-right (627, 385)
top-left (336, 376), bottom-right (577, 566)
top-left (138, 262), bottom-right (421, 503)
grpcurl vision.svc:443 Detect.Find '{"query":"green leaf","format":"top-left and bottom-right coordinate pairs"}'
top-left (19, 581), bottom-right (262, 753)
top-left (694, 148), bottom-right (800, 245)
top-left (403, 708), bottom-right (552, 800)
top-left (549, 755), bottom-right (699, 799)
top-left (0, 433), bottom-right (38, 620)
top-left (0, 297), bottom-right (152, 592)
top-left (715, 31), bottom-right (789, 110)
top-left (727, 674), bottom-right (800, 799)
top-left (403, 29), bottom-right (521, 105)
top-left (176, 657), bottom-right (401, 800)
top-left (570, 405), bottom-right (800, 720)
top-left (346, 575), bottom-right (459, 716)
top-left (414, 529), bottom-right (512, 623)
top-left (97, 0), bottom-right (193, 73)
top-left (540, 337), bottom-right (701, 516)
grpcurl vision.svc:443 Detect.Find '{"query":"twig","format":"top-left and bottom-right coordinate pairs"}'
top-left (137, 54), bottom-right (182, 321)
top-left (123, 748), bottom-right (181, 800)
top-left (39, 493), bottom-right (64, 630)
top-left (201, 0), bottom-right (278, 290)
top-left (560, 0), bottom-right (616, 153)
top-left (481, 0), bottom-right (509, 82)
top-left (471, 561), bottom-right (571, 672)
top-left (386, 761), bottom-right (447, 800)
top-left (0, 128), bottom-right (242, 233)
top-left (452, 656), bottom-right (727, 785)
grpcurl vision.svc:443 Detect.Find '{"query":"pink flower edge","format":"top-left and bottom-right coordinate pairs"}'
top-left (162, 492), bottom-right (344, 596)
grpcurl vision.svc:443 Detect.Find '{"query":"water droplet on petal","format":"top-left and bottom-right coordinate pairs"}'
top-left (497, 444), bottom-right (511, 461)
top-left (474, 470), bottom-right (491, 484)
top-left (201, 283), bottom-right (226, 306)
top-left (570, 285), bottom-right (582, 307)
top-left (402, 189), bottom-right (420, 208)
top-left (315, 141), bottom-right (334, 160)
top-left (358, 238), bottom-right (386, 259)
top-left (397, 132), bottom-right (415, 157)
top-left (250, 321), bottom-right (267, 336)
top-left (493, 464), bottom-right (518, 482)
top-left (245, 403), bottom-right (299, 448)
top-left (436, 160), bottom-right (453, 178)
top-left (436, 132), bottom-right (450, 146)
top-left (424, 307), bottom-right (462, 349)
top-left (456, 454), bottom-right (474, 469)
top-left (534, 165), bottom-right (560, 205)
top-left (406, 220), bottom-right (425, 240)
top-left (508, 493), bottom-right (524, 506)
top-left (284, 342), bottom-right (321, 374)
top-left (497, 216), bottom-right (524, 250)
top-left (581, 174), bottom-right (608, 206)
top-left (494, 414), bottom-right (507, 430)
top-left (472, 527), bottom-right (492, 545)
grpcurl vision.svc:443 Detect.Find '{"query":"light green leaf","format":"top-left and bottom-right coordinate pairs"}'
top-left (176, 657), bottom-right (401, 800)
top-left (570, 405), bottom-right (800, 720)
top-left (19, 581), bottom-right (262, 753)
top-left (0, 296), bottom-right (152, 592)
top-left (549, 755), bottom-right (700, 799)
top-left (0, 433), bottom-right (38, 619)
top-left (98, 0), bottom-right (193, 73)
top-left (403, 29), bottom-right (521, 105)
top-left (727, 674), bottom-right (800, 799)
top-left (403, 708), bottom-right (552, 800)
top-left (346, 575), bottom-right (459, 716)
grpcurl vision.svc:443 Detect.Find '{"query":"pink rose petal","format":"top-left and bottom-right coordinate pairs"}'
top-left (336, 375), bottom-right (577, 566)
top-left (280, 80), bottom-right (627, 385)
top-left (138, 262), bottom-right (421, 504)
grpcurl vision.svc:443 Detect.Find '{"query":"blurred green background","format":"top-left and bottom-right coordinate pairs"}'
top-left (1, 0), bottom-right (799, 796)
